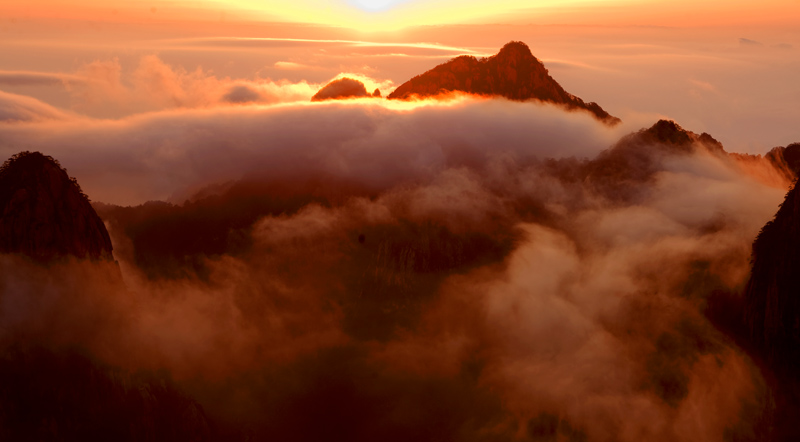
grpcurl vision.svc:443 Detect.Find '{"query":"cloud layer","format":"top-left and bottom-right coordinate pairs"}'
top-left (0, 96), bottom-right (622, 205)
top-left (0, 93), bottom-right (790, 440)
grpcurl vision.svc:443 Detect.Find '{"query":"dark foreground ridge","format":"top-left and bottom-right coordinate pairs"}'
top-left (742, 151), bottom-right (800, 440)
top-left (0, 152), bottom-right (215, 440)
top-left (745, 180), bottom-right (800, 366)
top-left (0, 151), bottom-right (113, 262)
top-left (388, 41), bottom-right (621, 125)
top-left (766, 142), bottom-right (800, 179)
top-left (0, 346), bottom-right (214, 441)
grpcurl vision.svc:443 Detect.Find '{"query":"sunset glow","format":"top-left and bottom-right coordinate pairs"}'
top-left (3, 0), bottom-right (800, 29)
top-left (2, 0), bottom-right (800, 440)
top-left (349, 0), bottom-right (405, 12)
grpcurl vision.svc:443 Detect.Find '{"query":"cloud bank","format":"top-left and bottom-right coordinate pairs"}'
top-left (0, 97), bottom-right (622, 205)
top-left (0, 92), bottom-right (790, 440)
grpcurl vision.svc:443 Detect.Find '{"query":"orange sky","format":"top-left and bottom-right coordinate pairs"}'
top-left (4, 0), bottom-right (800, 30)
top-left (1, 0), bottom-right (799, 152)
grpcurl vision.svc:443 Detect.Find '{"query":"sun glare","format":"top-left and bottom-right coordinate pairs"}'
top-left (350, 0), bottom-right (403, 12)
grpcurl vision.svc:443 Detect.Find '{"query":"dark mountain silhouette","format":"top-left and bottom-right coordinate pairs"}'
top-left (92, 120), bottom-right (737, 342)
top-left (0, 152), bottom-right (219, 440)
top-left (311, 77), bottom-right (380, 101)
top-left (740, 161), bottom-right (800, 441)
top-left (779, 143), bottom-right (800, 175)
top-left (765, 142), bottom-right (800, 182)
top-left (93, 178), bottom-right (354, 279)
top-left (582, 119), bottom-right (725, 201)
top-left (631, 119), bottom-right (724, 153)
top-left (94, 120), bottom-right (723, 285)
top-left (94, 177), bottom-right (516, 340)
top-left (0, 346), bottom-right (215, 441)
top-left (387, 41), bottom-right (620, 125)
top-left (0, 151), bottom-right (113, 262)
top-left (745, 183), bottom-right (800, 365)
top-left (0, 152), bottom-right (219, 441)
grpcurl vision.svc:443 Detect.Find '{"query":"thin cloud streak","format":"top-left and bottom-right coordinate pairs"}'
top-left (0, 71), bottom-right (86, 87)
top-left (0, 90), bottom-right (75, 122)
top-left (167, 37), bottom-right (477, 54)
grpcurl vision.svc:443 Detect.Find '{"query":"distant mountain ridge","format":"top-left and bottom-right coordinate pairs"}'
top-left (579, 119), bottom-right (724, 200)
top-left (387, 41), bottom-right (620, 125)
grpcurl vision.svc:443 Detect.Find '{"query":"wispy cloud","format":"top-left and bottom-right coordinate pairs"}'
top-left (0, 90), bottom-right (73, 122)
top-left (167, 37), bottom-right (477, 56)
top-left (541, 58), bottom-right (619, 72)
top-left (739, 37), bottom-right (764, 46)
top-left (0, 70), bottom-right (85, 86)
top-left (274, 61), bottom-right (321, 71)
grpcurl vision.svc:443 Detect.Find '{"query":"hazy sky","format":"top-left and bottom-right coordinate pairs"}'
top-left (1, 0), bottom-right (799, 152)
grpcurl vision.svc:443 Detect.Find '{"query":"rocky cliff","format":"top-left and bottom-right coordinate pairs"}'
top-left (741, 158), bottom-right (800, 441)
top-left (745, 182), bottom-right (800, 365)
top-left (0, 151), bottom-right (113, 262)
top-left (0, 152), bottom-right (216, 440)
top-left (765, 142), bottom-right (800, 182)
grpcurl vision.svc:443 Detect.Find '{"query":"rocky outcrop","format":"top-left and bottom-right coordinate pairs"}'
top-left (388, 41), bottom-right (620, 125)
top-left (583, 120), bottom-right (725, 200)
top-left (764, 143), bottom-right (800, 182)
top-left (629, 119), bottom-right (724, 153)
top-left (0, 151), bottom-right (113, 262)
top-left (312, 78), bottom-right (374, 101)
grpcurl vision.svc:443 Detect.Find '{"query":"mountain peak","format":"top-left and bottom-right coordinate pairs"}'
top-left (629, 119), bottom-right (726, 153)
top-left (388, 40), bottom-right (620, 125)
top-left (496, 40), bottom-right (535, 58)
top-left (312, 77), bottom-right (375, 102)
top-left (643, 119), bottom-right (694, 145)
top-left (0, 151), bottom-right (113, 262)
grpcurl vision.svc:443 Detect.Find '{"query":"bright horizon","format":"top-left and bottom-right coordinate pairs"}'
top-left (1, 0), bottom-right (799, 155)
top-left (5, 0), bottom-right (800, 29)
